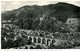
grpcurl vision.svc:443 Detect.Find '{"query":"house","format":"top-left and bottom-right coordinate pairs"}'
top-left (66, 18), bottom-right (80, 32)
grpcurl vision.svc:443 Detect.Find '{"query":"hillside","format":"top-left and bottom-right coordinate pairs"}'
top-left (2, 2), bottom-right (80, 32)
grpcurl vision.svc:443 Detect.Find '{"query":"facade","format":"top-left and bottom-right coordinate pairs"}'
top-left (66, 18), bottom-right (80, 32)
top-left (2, 20), bottom-right (12, 27)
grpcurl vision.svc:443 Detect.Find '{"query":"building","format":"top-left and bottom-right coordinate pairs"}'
top-left (2, 20), bottom-right (13, 28)
top-left (66, 18), bottom-right (80, 32)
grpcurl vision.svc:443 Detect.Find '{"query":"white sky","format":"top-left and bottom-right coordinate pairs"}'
top-left (1, 1), bottom-right (80, 11)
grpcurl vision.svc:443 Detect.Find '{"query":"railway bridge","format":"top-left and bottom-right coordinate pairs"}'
top-left (24, 34), bottom-right (55, 46)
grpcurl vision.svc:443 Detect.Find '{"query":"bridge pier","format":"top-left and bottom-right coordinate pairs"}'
top-left (28, 36), bottom-right (30, 39)
top-left (36, 37), bottom-right (38, 43)
top-left (40, 38), bottom-right (43, 44)
top-left (45, 38), bottom-right (48, 45)
top-left (31, 37), bottom-right (34, 43)
top-left (49, 39), bottom-right (52, 46)
top-left (47, 39), bottom-right (51, 46)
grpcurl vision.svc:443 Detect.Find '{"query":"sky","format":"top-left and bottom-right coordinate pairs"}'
top-left (1, 1), bottom-right (80, 11)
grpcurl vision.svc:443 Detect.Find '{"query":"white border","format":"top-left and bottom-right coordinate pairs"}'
top-left (1, 0), bottom-right (80, 1)
top-left (1, 0), bottom-right (80, 51)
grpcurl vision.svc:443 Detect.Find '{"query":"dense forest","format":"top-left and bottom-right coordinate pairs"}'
top-left (2, 2), bottom-right (80, 32)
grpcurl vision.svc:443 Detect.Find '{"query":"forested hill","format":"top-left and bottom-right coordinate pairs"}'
top-left (2, 2), bottom-right (80, 32)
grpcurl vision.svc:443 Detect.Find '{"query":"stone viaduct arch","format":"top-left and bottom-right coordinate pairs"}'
top-left (25, 35), bottom-right (55, 46)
